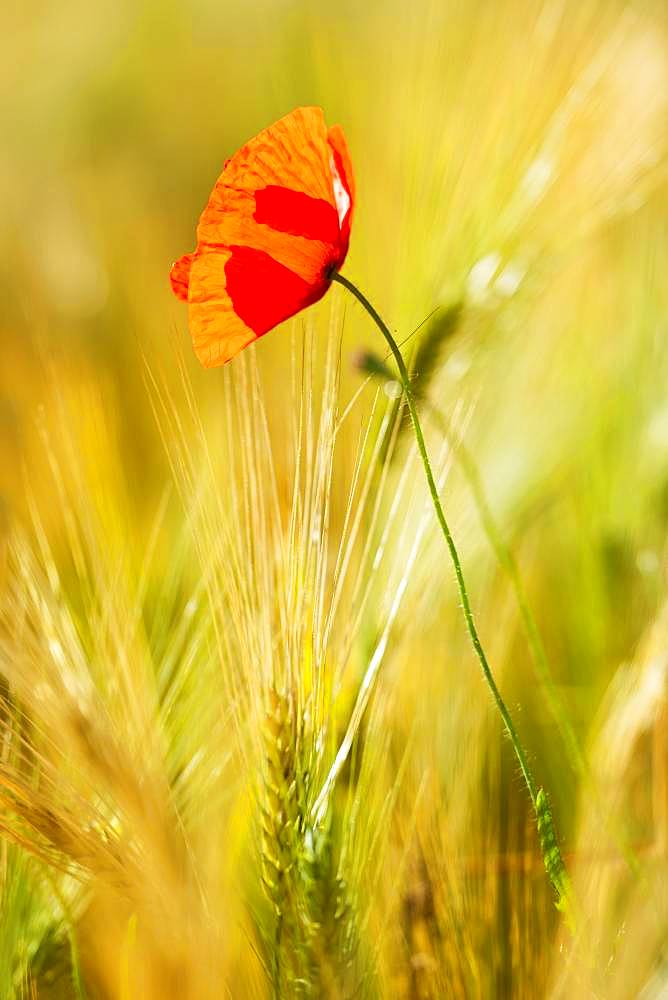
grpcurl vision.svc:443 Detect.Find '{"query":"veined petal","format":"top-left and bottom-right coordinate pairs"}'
top-left (225, 245), bottom-right (329, 336)
top-left (187, 250), bottom-right (257, 368)
top-left (170, 252), bottom-right (196, 301)
top-left (195, 108), bottom-right (346, 284)
top-left (253, 186), bottom-right (341, 245)
top-left (187, 245), bottom-right (329, 367)
top-left (327, 124), bottom-right (355, 247)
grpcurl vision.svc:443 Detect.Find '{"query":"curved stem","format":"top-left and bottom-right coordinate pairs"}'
top-left (332, 271), bottom-right (538, 805)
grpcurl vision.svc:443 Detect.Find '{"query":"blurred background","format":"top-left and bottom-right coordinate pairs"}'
top-left (3, 0), bottom-right (668, 996)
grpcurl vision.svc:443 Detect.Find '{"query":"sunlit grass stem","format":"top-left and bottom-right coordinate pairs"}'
top-left (332, 272), bottom-right (570, 909)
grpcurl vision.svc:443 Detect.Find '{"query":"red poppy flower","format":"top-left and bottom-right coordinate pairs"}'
top-left (170, 106), bottom-right (354, 367)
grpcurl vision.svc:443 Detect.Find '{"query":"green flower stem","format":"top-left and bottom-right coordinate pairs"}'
top-left (332, 273), bottom-right (576, 930)
top-left (333, 273), bottom-right (572, 913)
top-left (426, 402), bottom-right (585, 778)
top-left (332, 273), bottom-right (575, 927)
top-left (333, 271), bottom-right (538, 804)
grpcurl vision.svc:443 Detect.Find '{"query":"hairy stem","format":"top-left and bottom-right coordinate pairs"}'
top-left (333, 274), bottom-right (572, 906)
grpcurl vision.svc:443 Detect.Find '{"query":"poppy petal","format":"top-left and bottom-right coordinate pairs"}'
top-left (327, 124), bottom-right (354, 243)
top-left (225, 245), bottom-right (328, 336)
top-left (253, 186), bottom-right (341, 244)
top-left (196, 108), bottom-right (345, 285)
top-left (187, 245), bottom-right (329, 367)
top-left (327, 125), bottom-right (355, 202)
top-left (170, 252), bottom-right (195, 301)
top-left (206, 107), bottom-right (337, 211)
top-left (187, 250), bottom-right (257, 368)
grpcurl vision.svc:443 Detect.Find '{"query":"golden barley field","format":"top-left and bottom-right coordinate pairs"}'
top-left (2, 1), bottom-right (668, 997)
